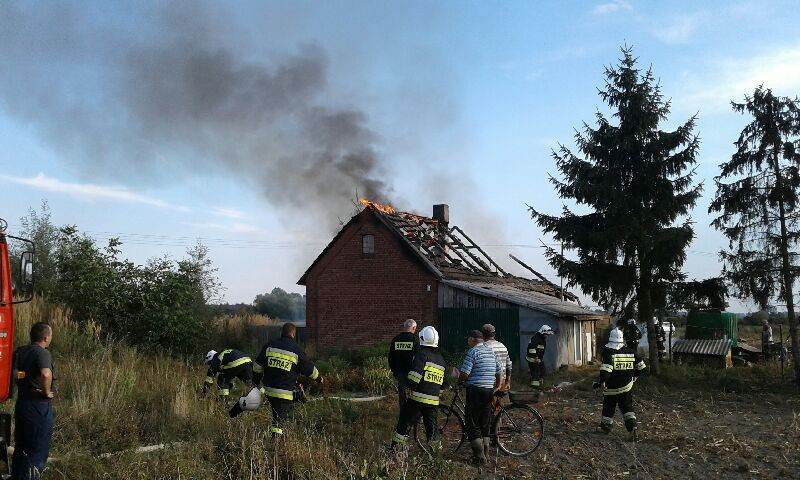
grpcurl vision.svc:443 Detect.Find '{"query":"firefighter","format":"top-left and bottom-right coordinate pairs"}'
top-left (388, 318), bottom-right (419, 407)
top-left (390, 326), bottom-right (446, 453)
top-left (203, 348), bottom-right (254, 399)
top-left (622, 318), bottom-right (642, 352)
top-left (526, 325), bottom-right (553, 389)
top-left (593, 328), bottom-right (646, 441)
top-left (254, 323), bottom-right (322, 437)
top-left (656, 320), bottom-right (667, 361)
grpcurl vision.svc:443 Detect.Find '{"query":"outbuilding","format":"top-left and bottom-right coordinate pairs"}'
top-left (298, 202), bottom-right (610, 371)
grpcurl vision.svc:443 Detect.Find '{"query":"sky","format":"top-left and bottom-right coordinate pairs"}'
top-left (1, 0), bottom-right (798, 311)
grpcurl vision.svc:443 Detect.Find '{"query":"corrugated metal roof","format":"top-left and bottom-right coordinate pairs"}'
top-left (442, 279), bottom-right (605, 319)
top-left (672, 338), bottom-right (731, 356)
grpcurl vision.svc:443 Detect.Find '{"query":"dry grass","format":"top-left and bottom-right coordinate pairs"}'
top-left (9, 299), bottom-right (470, 479)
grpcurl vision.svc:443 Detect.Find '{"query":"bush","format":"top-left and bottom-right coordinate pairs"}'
top-left (14, 204), bottom-right (220, 354)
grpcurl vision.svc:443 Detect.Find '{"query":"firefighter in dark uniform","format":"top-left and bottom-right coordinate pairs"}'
top-left (526, 325), bottom-right (553, 389)
top-left (656, 321), bottom-right (667, 361)
top-left (593, 328), bottom-right (646, 441)
top-left (254, 323), bottom-right (322, 437)
top-left (12, 322), bottom-right (55, 480)
top-left (622, 318), bottom-right (642, 352)
top-left (388, 319), bottom-right (419, 407)
top-left (203, 348), bottom-right (254, 399)
top-left (390, 326), bottom-right (446, 451)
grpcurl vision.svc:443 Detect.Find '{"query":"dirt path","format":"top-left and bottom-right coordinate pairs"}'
top-left (445, 387), bottom-right (800, 479)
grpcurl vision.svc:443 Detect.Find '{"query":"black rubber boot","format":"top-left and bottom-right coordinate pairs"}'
top-left (228, 402), bottom-right (244, 418)
top-left (482, 437), bottom-right (491, 460)
top-left (470, 439), bottom-right (487, 466)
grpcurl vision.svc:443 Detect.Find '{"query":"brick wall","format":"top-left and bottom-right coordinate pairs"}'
top-left (304, 210), bottom-right (439, 350)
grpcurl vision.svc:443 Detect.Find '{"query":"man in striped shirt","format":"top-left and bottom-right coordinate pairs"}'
top-left (458, 330), bottom-right (503, 466)
top-left (481, 323), bottom-right (513, 390)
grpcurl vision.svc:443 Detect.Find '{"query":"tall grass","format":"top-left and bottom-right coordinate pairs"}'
top-left (10, 299), bottom-right (469, 479)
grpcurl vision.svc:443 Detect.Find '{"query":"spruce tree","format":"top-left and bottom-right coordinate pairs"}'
top-left (710, 86), bottom-right (800, 383)
top-left (531, 47), bottom-right (701, 374)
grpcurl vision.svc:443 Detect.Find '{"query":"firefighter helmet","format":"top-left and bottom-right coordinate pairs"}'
top-left (204, 350), bottom-right (218, 364)
top-left (539, 325), bottom-right (554, 335)
top-left (238, 386), bottom-right (262, 411)
top-left (419, 326), bottom-right (439, 347)
top-left (607, 328), bottom-right (624, 348)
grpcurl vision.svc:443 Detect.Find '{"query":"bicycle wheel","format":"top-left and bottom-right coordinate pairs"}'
top-left (414, 404), bottom-right (466, 454)
top-left (494, 403), bottom-right (544, 456)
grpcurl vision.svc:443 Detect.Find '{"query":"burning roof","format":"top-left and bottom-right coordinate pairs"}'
top-left (358, 200), bottom-right (576, 301)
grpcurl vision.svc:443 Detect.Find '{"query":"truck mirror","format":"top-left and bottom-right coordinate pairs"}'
top-left (20, 251), bottom-right (34, 293)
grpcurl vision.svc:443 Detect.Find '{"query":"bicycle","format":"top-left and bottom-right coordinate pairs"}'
top-left (413, 385), bottom-right (544, 457)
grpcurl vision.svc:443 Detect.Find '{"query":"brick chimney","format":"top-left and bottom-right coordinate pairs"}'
top-left (432, 204), bottom-right (449, 262)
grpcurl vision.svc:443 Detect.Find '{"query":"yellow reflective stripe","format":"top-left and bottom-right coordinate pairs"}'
top-left (266, 352), bottom-right (299, 365)
top-left (409, 391), bottom-right (439, 405)
top-left (270, 426), bottom-right (283, 435)
top-left (204, 376), bottom-right (215, 384)
top-left (309, 366), bottom-right (319, 380)
top-left (407, 371), bottom-right (422, 383)
top-left (393, 432), bottom-right (409, 444)
top-left (603, 382), bottom-right (633, 395)
top-left (222, 357), bottom-right (252, 369)
top-left (264, 387), bottom-right (294, 400)
top-left (253, 362), bottom-right (264, 373)
top-left (600, 364), bottom-right (613, 372)
top-left (219, 388), bottom-right (230, 396)
top-left (219, 349), bottom-right (232, 362)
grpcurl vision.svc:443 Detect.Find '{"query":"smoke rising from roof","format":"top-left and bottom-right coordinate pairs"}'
top-left (0, 2), bottom-right (391, 228)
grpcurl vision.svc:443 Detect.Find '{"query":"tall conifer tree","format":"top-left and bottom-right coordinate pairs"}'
top-left (531, 47), bottom-right (701, 373)
top-left (710, 86), bottom-right (800, 382)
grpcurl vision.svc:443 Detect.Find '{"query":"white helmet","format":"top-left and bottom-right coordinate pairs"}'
top-left (238, 387), bottom-right (262, 411)
top-left (606, 328), bottom-right (624, 349)
top-left (204, 350), bottom-right (218, 364)
top-left (539, 325), bottom-right (554, 335)
top-left (419, 326), bottom-right (439, 348)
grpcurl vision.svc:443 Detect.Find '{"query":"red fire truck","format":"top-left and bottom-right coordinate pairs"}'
top-left (0, 217), bottom-right (35, 470)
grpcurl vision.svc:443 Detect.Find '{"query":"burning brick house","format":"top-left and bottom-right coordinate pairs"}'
top-left (298, 201), bottom-right (609, 371)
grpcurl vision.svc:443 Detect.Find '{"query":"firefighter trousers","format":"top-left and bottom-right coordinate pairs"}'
top-left (218, 363), bottom-right (254, 397)
top-left (601, 391), bottom-right (636, 432)
top-left (267, 396), bottom-right (293, 436)
top-left (528, 361), bottom-right (543, 388)
top-left (392, 399), bottom-right (438, 445)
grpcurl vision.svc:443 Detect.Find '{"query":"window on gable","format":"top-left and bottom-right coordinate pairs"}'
top-left (362, 234), bottom-right (375, 254)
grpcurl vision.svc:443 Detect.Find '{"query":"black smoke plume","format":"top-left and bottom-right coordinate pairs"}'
top-left (0, 2), bottom-right (391, 228)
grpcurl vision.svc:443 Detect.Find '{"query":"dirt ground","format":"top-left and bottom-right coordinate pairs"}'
top-left (440, 381), bottom-right (800, 479)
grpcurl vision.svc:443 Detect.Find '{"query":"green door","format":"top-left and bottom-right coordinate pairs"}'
top-left (438, 308), bottom-right (520, 366)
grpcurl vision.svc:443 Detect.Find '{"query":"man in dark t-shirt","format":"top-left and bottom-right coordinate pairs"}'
top-left (12, 322), bottom-right (54, 480)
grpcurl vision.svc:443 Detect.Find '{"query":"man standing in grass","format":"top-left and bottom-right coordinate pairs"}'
top-left (458, 330), bottom-right (503, 467)
top-left (11, 322), bottom-right (55, 480)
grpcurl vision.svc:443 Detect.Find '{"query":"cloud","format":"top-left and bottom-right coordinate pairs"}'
top-left (211, 207), bottom-right (247, 220)
top-left (650, 13), bottom-right (702, 45)
top-left (681, 44), bottom-right (800, 114)
top-left (592, 1), bottom-right (632, 15)
top-left (0, 173), bottom-right (189, 211)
